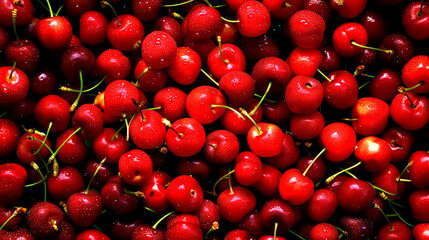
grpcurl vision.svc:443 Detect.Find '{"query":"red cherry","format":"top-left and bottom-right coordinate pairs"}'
top-left (165, 118), bottom-right (206, 157)
top-left (26, 202), bottom-right (63, 239)
top-left (132, 0), bottom-right (162, 22)
top-left (96, 49), bottom-right (131, 84)
top-left (76, 229), bottom-right (110, 240)
top-left (131, 223), bottom-right (165, 240)
top-left (350, 97), bottom-right (390, 136)
top-left (379, 34), bottom-right (414, 69)
top-left (247, 122), bottom-right (283, 158)
top-left (185, 85), bottom-right (226, 125)
top-left (34, 94), bottom-right (70, 133)
top-left (236, 1), bottom-right (271, 37)
top-left (104, 79), bottom-right (141, 117)
top-left (390, 92), bottom-right (429, 130)
top-left (308, 222), bottom-right (339, 240)
top-left (402, 55), bottom-right (429, 94)
top-left (153, 16), bottom-right (184, 45)
top-left (235, 152), bottom-right (263, 186)
top-left (219, 71), bottom-right (255, 107)
top-left (16, 132), bottom-right (52, 165)
top-left (413, 223), bottom-right (429, 240)
top-left (0, 119), bottom-right (20, 157)
top-left (240, 34), bottom-right (280, 63)
top-left (260, 198), bottom-right (295, 234)
top-left (72, 103), bottom-right (103, 140)
top-left (402, 1), bottom-right (429, 40)
top-left (182, 4), bottom-right (221, 41)
top-left (153, 87), bottom-right (187, 122)
top-left (217, 186), bottom-right (256, 223)
top-left (216, 20), bottom-right (239, 44)
top-left (381, 127), bottom-right (414, 163)
top-left (47, 166), bottom-right (84, 201)
top-left (0, 65), bottom-right (29, 107)
top-left (207, 43), bottom-right (246, 80)
top-left (166, 214), bottom-right (203, 240)
top-left (306, 188), bottom-right (337, 222)
top-left (354, 136), bottom-right (392, 173)
top-left (296, 155), bottom-right (327, 184)
top-left (330, 0), bottom-right (366, 19)
top-left (141, 31), bottom-right (177, 70)
top-left (134, 59), bottom-right (168, 93)
top-left (60, 46), bottom-right (96, 84)
top-left (101, 176), bottom-right (139, 215)
top-left (368, 68), bottom-right (402, 102)
top-left (410, 188), bottom-right (429, 222)
top-left (262, 99), bottom-right (293, 124)
top-left (336, 178), bottom-right (375, 213)
top-left (319, 46), bottom-right (341, 73)
top-left (378, 221), bottom-right (412, 240)
top-left (252, 56), bottom-right (291, 98)
top-left (37, 16), bottom-right (73, 51)
top-left (118, 149), bottom-right (153, 186)
top-left (408, 151), bottom-right (429, 188)
top-left (64, 0), bottom-right (96, 17)
top-left (0, 163), bottom-right (27, 206)
top-left (319, 122), bottom-right (356, 162)
top-left (66, 190), bottom-right (102, 227)
top-left (263, 0), bottom-right (302, 20)
top-left (139, 171), bottom-right (171, 212)
top-left (287, 47), bottom-right (323, 77)
top-left (92, 128), bottom-right (128, 165)
top-left (289, 10), bottom-right (325, 49)
top-left (290, 110), bottom-right (325, 141)
top-left (130, 110), bottom-right (166, 150)
top-left (322, 70), bottom-right (359, 110)
top-left (168, 46), bottom-right (201, 85)
top-left (194, 199), bottom-right (220, 233)
top-left (360, 10), bottom-right (387, 42)
top-left (5, 40), bottom-right (40, 74)
top-left (203, 130), bottom-right (240, 164)
top-left (167, 175), bottom-right (203, 213)
top-left (220, 99), bottom-right (262, 135)
top-left (107, 14), bottom-right (144, 52)
top-left (55, 128), bottom-right (87, 165)
top-left (30, 68), bottom-right (57, 97)
top-left (252, 164), bottom-right (282, 198)
top-left (371, 164), bottom-right (404, 200)
top-left (268, 132), bottom-right (300, 169)
top-left (279, 168), bottom-right (314, 206)
top-left (84, 159), bottom-right (114, 189)
top-left (332, 22), bottom-right (367, 57)
top-left (177, 157), bottom-right (211, 180)
top-left (285, 75), bottom-right (324, 114)
top-left (0, 0), bottom-right (33, 27)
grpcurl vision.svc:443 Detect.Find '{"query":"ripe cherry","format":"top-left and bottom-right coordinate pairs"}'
top-left (165, 118), bottom-right (206, 157)
top-left (287, 47), bottom-right (323, 77)
top-left (330, 0), bottom-right (367, 19)
top-left (234, 151), bottom-right (263, 186)
top-left (219, 71), bottom-right (255, 107)
top-left (252, 56), bottom-right (291, 98)
top-left (132, 0), bottom-right (162, 22)
top-left (194, 199), bottom-right (220, 233)
top-left (92, 128), bottom-right (128, 165)
top-left (260, 198), bottom-right (295, 234)
top-left (79, 10), bottom-right (108, 45)
top-left (207, 42), bottom-right (246, 80)
top-left (252, 164), bottom-right (282, 198)
top-left (101, 176), bottom-right (139, 215)
top-left (413, 223), bottom-right (429, 240)
top-left (402, 1), bottom-right (429, 40)
top-left (268, 132), bottom-right (300, 169)
top-left (336, 178), bottom-right (375, 213)
top-left (72, 103), bottom-right (103, 140)
top-left (118, 149), bottom-right (153, 186)
top-left (168, 46), bottom-right (201, 86)
top-left (66, 189), bottom-right (102, 227)
top-left (186, 85), bottom-right (226, 125)
top-left (0, 119), bottom-right (20, 157)
top-left (104, 79), bottom-right (141, 117)
top-left (55, 128), bottom-right (87, 165)
top-left (139, 171), bottom-right (171, 213)
top-left (379, 34), bottom-right (414, 69)
top-left (217, 186), bottom-right (256, 223)
top-left (321, 70), bottom-right (359, 110)
top-left (34, 94), bottom-right (70, 133)
top-left (319, 122), bottom-right (356, 162)
top-left (332, 22), bottom-right (368, 57)
top-left (368, 68), bottom-right (402, 102)
top-left (134, 59), bottom-right (168, 93)
top-left (141, 31), bottom-right (177, 70)
top-left (0, 64), bottom-right (29, 107)
top-left (247, 122), bottom-right (283, 158)
top-left (203, 130), bottom-right (240, 164)
top-left (308, 222), bottom-right (339, 240)
top-left (153, 87), bottom-right (187, 122)
top-left (289, 10), bottom-right (325, 49)
top-left (130, 110), bottom-right (166, 150)
top-left (166, 175), bottom-right (203, 213)
top-left (381, 127), bottom-right (414, 163)
top-left (371, 164), bottom-right (404, 200)
top-left (240, 33), bottom-right (280, 63)
top-left (401, 55), bottom-right (429, 94)
top-left (37, 16), bottom-right (73, 51)
top-left (285, 75), bottom-right (324, 114)
top-left (390, 92), bottom-right (429, 130)
top-left (306, 188), bottom-right (337, 222)
top-left (290, 110), bottom-right (325, 141)
top-left (360, 10), bottom-right (387, 42)
top-left (96, 49), bottom-right (130, 84)
top-left (408, 151), bottom-right (429, 188)
top-left (279, 168), bottom-right (314, 206)
top-left (0, 163), bottom-right (27, 206)
top-left (354, 136), bottom-right (392, 173)
top-left (182, 4), bottom-right (221, 41)
top-left (236, 1), bottom-right (271, 37)
top-left (409, 188), bottom-right (429, 222)
top-left (26, 202), bottom-right (63, 239)
top-left (166, 214), bottom-right (203, 240)
top-left (0, 0), bottom-right (33, 27)
top-left (106, 13), bottom-right (145, 52)
top-left (47, 166), bottom-right (84, 201)
top-left (76, 229), bottom-right (110, 240)
top-left (350, 97), bottom-right (390, 136)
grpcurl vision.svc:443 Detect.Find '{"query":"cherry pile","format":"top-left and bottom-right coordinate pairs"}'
top-left (1, 0), bottom-right (429, 239)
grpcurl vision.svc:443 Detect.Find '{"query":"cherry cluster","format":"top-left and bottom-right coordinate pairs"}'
top-left (1, 0), bottom-right (429, 239)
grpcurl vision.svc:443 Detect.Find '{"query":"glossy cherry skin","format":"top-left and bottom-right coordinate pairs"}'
top-left (55, 128), bottom-right (87, 164)
top-left (0, 163), bottom-right (27, 206)
top-left (247, 122), bottom-right (283, 158)
top-left (330, 0), bottom-right (366, 19)
top-left (402, 55), bottom-right (429, 94)
top-left (413, 223), bottom-right (429, 240)
top-left (378, 221), bottom-right (412, 240)
top-left (76, 229), bottom-right (110, 240)
top-left (107, 14), bottom-right (144, 52)
top-left (319, 122), bottom-right (356, 162)
top-left (260, 198), bottom-right (295, 234)
top-left (219, 71), bottom-right (255, 107)
top-left (296, 155), bottom-right (327, 184)
top-left (37, 16), bottom-right (73, 50)
top-left (165, 118), bottom-right (206, 158)
top-left (166, 175), bottom-right (203, 213)
top-left (72, 104), bottom-right (103, 140)
top-left (134, 59), bottom-right (168, 93)
top-left (178, 157), bottom-right (211, 180)
top-left (381, 127), bottom-right (414, 163)
top-left (60, 46), bottom-right (96, 83)
top-left (26, 202), bottom-right (63, 239)
top-left (290, 110), bottom-right (325, 141)
top-left (252, 164), bottom-right (282, 198)
top-left (319, 46), bottom-right (341, 73)
top-left (351, 97), bottom-right (390, 136)
top-left (240, 33), bottom-right (280, 63)
top-left (186, 85), bottom-right (226, 125)
top-left (166, 214), bottom-right (203, 240)
top-left (182, 4), bottom-right (221, 41)
top-left (79, 10), bottom-right (108, 45)
top-left (118, 149), bottom-right (153, 186)
top-left (390, 92), bottom-right (429, 130)
top-left (268, 132), bottom-right (300, 169)
top-left (410, 189), bottom-right (429, 222)
top-left (47, 166), bottom-right (84, 201)
top-left (139, 171), bottom-right (171, 212)
top-left (16, 132), bottom-right (52, 165)
top-left (332, 22), bottom-right (367, 57)
top-left (237, 210), bottom-right (263, 238)
top-left (168, 46), bottom-right (201, 86)
top-left (308, 222), bottom-right (339, 240)
top-left (279, 168), bottom-right (314, 206)
top-left (92, 128), bottom-right (128, 165)
top-left (306, 188), bottom-right (337, 222)
top-left (0, 0), bottom-right (33, 27)
top-left (368, 68), bottom-right (402, 102)
top-left (285, 75), bottom-right (324, 114)
top-left (131, 223), bottom-right (165, 240)
top-left (379, 34), bottom-right (414, 69)
top-left (322, 70), bottom-right (359, 110)
top-left (220, 100), bottom-right (263, 135)
top-left (0, 119), bottom-right (19, 157)
top-left (104, 79), bottom-right (141, 117)
top-left (336, 178), bottom-right (375, 213)
top-left (153, 16), bottom-right (184, 45)
top-left (235, 151), bottom-right (263, 186)
top-left (289, 10), bottom-right (325, 49)
top-left (360, 10), bottom-right (387, 42)
top-left (0, 205), bottom-right (23, 230)
top-left (287, 47), bottom-right (323, 77)
top-left (101, 176), bottom-right (139, 215)
top-left (224, 229), bottom-right (253, 240)
top-left (66, 190), bottom-right (102, 227)
top-left (194, 199), bottom-right (220, 233)
top-left (408, 151), bottom-right (429, 188)
top-left (252, 56), bottom-right (291, 98)
top-left (5, 40), bottom-right (39, 74)
top-left (262, 99), bottom-right (292, 124)
top-left (0, 65), bottom-right (29, 107)
top-left (355, 136), bottom-right (392, 173)
top-left (371, 164), bottom-right (404, 200)
top-left (34, 94), bottom-right (70, 133)
top-left (64, 0), bottom-right (96, 16)
top-left (153, 87), bottom-right (187, 122)
top-left (217, 186), bottom-right (256, 223)
top-left (402, 1), bottom-right (429, 40)
top-left (141, 31), bottom-right (177, 70)
top-left (96, 49), bottom-right (130, 84)
top-left (207, 43), bottom-right (246, 79)
top-left (132, 0), bottom-right (163, 22)
top-left (130, 110), bottom-right (166, 150)
top-left (203, 130), bottom-right (240, 164)
top-left (237, 1), bottom-right (271, 37)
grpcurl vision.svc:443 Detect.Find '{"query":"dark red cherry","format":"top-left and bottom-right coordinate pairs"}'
top-left (217, 186), bottom-right (256, 223)
top-left (330, 0), bottom-right (366, 19)
top-left (132, 0), bottom-right (162, 22)
top-left (268, 132), bottom-right (300, 169)
top-left (166, 214), bottom-right (203, 240)
top-left (336, 178), bottom-right (375, 213)
top-left (379, 34), bottom-right (414, 69)
top-left (101, 176), bottom-right (139, 215)
top-left (5, 40), bottom-right (39, 74)
top-left (260, 198), bottom-right (295, 234)
top-left (66, 190), bottom-right (102, 227)
top-left (55, 128), bottom-right (87, 165)
top-left (107, 14), bottom-right (145, 52)
top-left (0, 163), bottom-right (27, 206)
top-left (203, 130), bottom-right (240, 164)
top-left (0, 119), bottom-right (20, 157)
top-left (47, 166), bottom-right (84, 201)
top-left (26, 202), bottom-right (63, 239)
top-left (306, 188), bottom-right (337, 222)
top-left (368, 68), bottom-right (402, 102)
top-left (219, 71), bottom-right (255, 107)
top-left (194, 199), bottom-right (220, 233)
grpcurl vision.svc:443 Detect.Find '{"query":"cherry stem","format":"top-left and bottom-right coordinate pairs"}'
top-left (0, 111), bottom-right (5, 118)
top-left (70, 70), bottom-right (84, 112)
top-left (228, 173), bottom-right (233, 194)
top-left (202, 0), bottom-right (213, 7)
top-left (374, 202), bottom-right (392, 230)
top-left (398, 81), bottom-right (424, 93)
top-left (211, 104), bottom-right (244, 120)
top-left (60, 75), bottom-right (107, 93)
top-left (123, 190), bottom-right (145, 197)
top-left (273, 222), bottom-right (278, 240)
top-left (55, 4), bottom-right (63, 16)
top-left (240, 108), bottom-right (261, 134)
top-left (325, 161), bottom-right (362, 184)
top-left (288, 229), bottom-right (306, 240)
top-left (0, 207), bottom-right (26, 231)
top-left (33, 121), bottom-right (52, 156)
top-left (337, 167), bottom-right (358, 179)
top-left (200, 68), bottom-right (219, 86)
top-left (152, 211), bottom-right (175, 229)
top-left (373, 161), bottom-right (414, 197)
top-left (335, 226), bottom-right (348, 238)
top-left (22, 125), bottom-right (45, 137)
top-left (253, 93), bottom-right (276, 103)
top-left (220, 16), bottom-right (240, 23)
top-left (401, 92), bottom-right (417, 108)
top-left (358, 81), bottom-right (371, 90)
top-left (387, 201), bottom-right (415, 227)
top-left (342, 118), bottom-right (358, 121)
top-left (250, 81), bottom-right (272, 116)
top-left (101, 1), bottom-right (121, 26)
top-left (31, 161), bottom-right (47, 202)
top-left (418, 0), bottom-right (424, 17)
top-left (144, 206), bottom-right (159, 214)
top-left (28, 135), bottom-right (54, 155)
top-left (35, 0), bottom-right (49, 13)
top-left (205, 222), bottom-right (219, 236)
top-left (86, 158), bottom-right (106, 194)
top-left (49, 127), bottom-right (82, 171)
top-left (303, 147), bottom-right (326, 176)
top-left (24, 179), bottom-right (45, 187)
top-left (45, 0), bottom-right (53, 17)
top-left (162, 0), bottom-right (194, 7)
top-left (92, 224), bottom-right (103, 233)
top-left (123, 115), bottom-right (130, 141)
top-left (317, 68), bottom-right (331, 82)
top-left (213, 4), bottom-right (227, 8)
top-left (168, 9), bottom-right (184, 20)
top-left (8, 61), bottom-right (17, 80)
top-left (206, 169), bottom-right (235, 197)
top-left (350, 41), bottom-right (394, 55)
top-left (217, 36), bottom-right (229, 65)
top-left (11, 9), bottom-right (21, 45)
top-left (397, 178), bottom-right (411, 182)
top-left (143, 106), bottom-right (162, 111)
top-left (135, 67), bottom-right (151, 87)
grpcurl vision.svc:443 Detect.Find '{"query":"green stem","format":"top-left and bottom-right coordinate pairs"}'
top-left (70, 70), bottom-right (84, 112)
top-left (374, 203), bottom-right (392, 230)
top-left (33, 121), bottom-right (52, 156)
top-left (387, 201), bottom-right (415, 227)
top-left (0, 111), bottom-right (6, 118)
top-left (152, 211), bottom-right (175, 229)
top-left (60, 75), bottom-right (107, 93)
top-left (86, 158), bottom-right (106, 194)
top-left (102, 1), bottom-right (121, 26)
top-left (202, 0), bottom-right (212, 7)
top-left (211, 105), bottom-right (244, 120)
top-left (144, 206), bottom-right (159, 214)
top-left (303, 148), bottom-right (326, 176)
top-left (359, 81), bottom-right (371, 90)
top-left (45, 0), bottom-right (53, 17)
top-left (317, 68), bottom-right (330, 82)
top-left (11, 9), bottom-right (20, 45)
top-left (217, 36), bottom-right (229, 65)
top-left (36, 0), bottom-right (49, 12)
top-left (253, 93), bottom-right (276, 103)
top-left (338, 167), bottom-right (358, 179)
top-left (206, 170), bottom-right (235, 197)
top-left (8, 61), bottom-right (17, 80)
top-left (288, 229), bottom-right (306, 240)
top-left (351, 41), bottom-right (393, 55)
top-left (200, 69), bottom-right (219, 86)
top-left (240, 108), bottom-right (261, 134)
top-left (273, 222), bottom-right (278, 240)
top-left (162, 0), bottom-right (195, 7)
top-left (49, 127), bottom-right (82, 164)
top-left (0, 207), bottom-right (26, 231)
top-left (24, 179), bottom-right (45, 187)
top-left (220, 16), bottom-right (240, 23)
top-left (325, 161), bottom-right (362, 184)
top-left (55, 4), bottom-right (63, 16)
top-left (250, 81), bottom-right (272, 116)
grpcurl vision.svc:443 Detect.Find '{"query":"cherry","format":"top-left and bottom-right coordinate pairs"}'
top-left (413, 223), bottom-right (429, 240)
top-left (330, 0), bottom-right (366, 19)
top-left (16, 132), bottom-right (52, 165)
top-left (259, 235), bottom-right (287, 240)
top-left (220, 99), bottom-right (262, 135)
top-left (217, 186), bottom-right (256, 223)
top-left (30, 68), bottom-right (57, 97)
top-left (287, 47), bottom-right (323, 77)
top-left (132, 0), bottom-right (162, 22)
top-left (0, 25), bottom-right (9, 51)
top-left (368, 68), bottom-right (402, 102)
top-left (84, 159), bottom-right (115, 189)
top-left (194, 199), bottom-right (220, 233)
top-left (204, 130), bottom-right (240, 164)
top-left (0, 119), bottom-right (20, 157)
top-left (66, 189), bottom-right (102, 227)
top-left (289, 10), bottom-right (325, 49)
top-left (401, 55), bottom-right (429, 94)
top-left (0, 163), bottom-right (27, 206)
top-left (104, 79), bottom-right (141, 117)
top-left (262, 99), bottom-right (292, 124)
top-left (168, 46), bottom-right (201, 86)
top-left (0, 0), bottom-right (33, 27)
top-left (308, 222), bottom-right (339, 240)
top-left (235, 151), bottom-right (263, 186)
top-left (76, 229), bottom-right (110, 240)
top-left (240, 34), bottom-right (280, 63)
top-left (37, 15), bottom-right (73, 51)
top-left (247, 122), bottom-right (283, 158)
top-left (360, 10), bottom-right (387, 42)
top-left (1, 228), bottom-right (35, 239)
top-left (134, 59), bottom-right (168, 93)
top-left (153, 87), bottom-right (187, 122)
top-left (321, 70), bottom-right (359, 110)
top-left (166, 214), bottom-right (203, 240)
top-left (379, 34), bottom-right (414, 69)
top-left (219, 71), bottom-right (255, 107)
top-left (306, 188), bottom-right (337, 222)
top-left (260, 198), bottom-right (295, 234)
top-left (216, 20), bottom-right (239, 44)
top-left (390, 92), bottom-right (429, 130)
top-left (182, 4), bottom-right (221, 41)
top-left (354, 48), bottom-right (378, 68)
top-left (236, 1), bottom-right (271, 37)
top-left (0, 206), bottom-right (25, 230)
top-left (408, 150), bottom-right (429, 188)
top-left (402, 1), bottom-right (429, 40)
top-left (378, 221), bottom-right (412, 240)
top-left (336, 178), bottom-right (375, 213)
top-left (101, 175), bottom-right (139, 215)
top-left (96, 49), bottom-right (130, 84)
top-left (5, 40), bottom-right (40, 74)
top-left (285, 75), bottom-right (324, 114)
top-left (263, 0), bottom-right (302, 20)
top-left (279, 168), bottom-right (314, 206)
top-left (139, 171), bottom-right (171, 213)
top-left (332, 22), bottom-right (368, 57)
top-left (26, 202), bottom-right (63, 239)
top-left (92, 128), bottom-right (128, 165)
top-left (0, 64), bottom-right (29, 107)
top-left (106, 13), bottom-right (145, 52)
top-left (319, 122), bottom-right (356, 162)
top-left (166, 175), bottom-right (203, 213)
top-left (207, 42), bottom-right (246, 80)
top-left (47, 166), bottom-right (84, 201)
top-left (225, 229), bottom-right (253, 239)
top-left (118, 149), bottom-right (153, 186)
top-left (165, 117), bottom-right (206, 157)
top-left (382, 127), bottom-right (414, 163)
top-left (55, 128), bottom-right (86, 164)
top-left (319, 46), bottom-right (341, 73)
top-left (72, 103), bottom-right (103, 140)
top-left (34, 94), bottom-right (70, 133)
top-left (251, 56), bottom-right (291, 98)
top-left (238, 210), bottom-right (263, 238)
top-left (186, 85), bottom-right (226, 125)
top-left (252, 164), bottom-right (282, 198)
top-left (296, 155), bottom-right (327, 184)
top-left (350, 97), bottom-right (390, 136)
top-left (153, 15), bottom-right (183, 45)
top-left (183, 38), bottom-right (216, 64)
top-left (178, 157), bottom-right (211, 180)
top-left (131, 223), bottom-right (165, 240)
top-left (60, 46), bottom-right (96, 84)
top-left (290, 110), bottom-right (325, 141)
top-left (129, 110), bottom-right (166, 150)
top-left (354, 136), bottom-right (392, 173)
top-left (267, 132), bottom-right (300, 169)
top-left (79, 10), bottom-right (108, 46)
top-left (141, 31), bottom-right (177, 70)
top-left (371, 164), bottom-right (404, 200)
